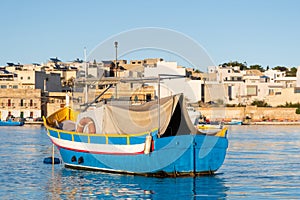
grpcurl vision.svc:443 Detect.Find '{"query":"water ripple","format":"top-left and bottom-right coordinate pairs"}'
top-left (0, 125), bottom-right (299, 199)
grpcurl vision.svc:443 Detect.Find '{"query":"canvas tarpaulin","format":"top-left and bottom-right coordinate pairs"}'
top-left (76, 94), bottom-right (198, 135)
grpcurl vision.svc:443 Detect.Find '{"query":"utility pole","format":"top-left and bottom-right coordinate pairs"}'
top-left (114, 41), bottom-right (118, 77)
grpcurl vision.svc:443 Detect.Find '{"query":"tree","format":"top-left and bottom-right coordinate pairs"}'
top-left (251, 99), bottom-right (269, 107)
top-left (249, 64), bottom-right (264, 72)
top-left (286, 67), bottom-right (297, 77)
top-left (221, 61), bottom-right (248, 70)
top-left (273, 66), bottom-right (287, 71)
top-left (277, 102), bottom-right (300, 108)
top-left (67, 77), bottom-right (75, 87)
top-left (273, 66), bottom-right (297, 77)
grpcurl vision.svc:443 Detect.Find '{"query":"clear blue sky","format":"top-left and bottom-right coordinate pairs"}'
top-left (0, 0), bottom-right (299, 68)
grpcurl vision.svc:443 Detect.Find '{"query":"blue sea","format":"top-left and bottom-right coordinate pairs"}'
top-left (0, 125), bottom-right (299, 199)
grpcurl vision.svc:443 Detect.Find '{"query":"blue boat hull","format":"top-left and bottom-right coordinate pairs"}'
top-left (0, 120), bottom-right (24, 126)
top-left (56, 134), bottom-right (228, 176)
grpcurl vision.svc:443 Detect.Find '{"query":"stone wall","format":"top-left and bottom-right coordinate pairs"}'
top-left (198, 106), bottom-right (300, 122)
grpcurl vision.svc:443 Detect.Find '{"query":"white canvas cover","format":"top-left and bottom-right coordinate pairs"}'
top-left (76, 106), bottom-right (104, 133)
top-left (76, 94), bottom-right (198, 135)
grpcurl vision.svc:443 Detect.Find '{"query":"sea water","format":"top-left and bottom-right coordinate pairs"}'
top-left (0, 125), bottom-right (299, 199)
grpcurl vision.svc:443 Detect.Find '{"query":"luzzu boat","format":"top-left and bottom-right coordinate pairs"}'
top-left (43, 93), bottom-right (228, 177)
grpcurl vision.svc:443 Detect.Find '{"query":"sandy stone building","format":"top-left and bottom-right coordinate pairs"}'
top-left (0, 88), bottom-right (41, 120)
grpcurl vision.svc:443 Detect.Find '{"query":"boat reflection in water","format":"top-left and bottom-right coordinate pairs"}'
top-left (46, 168), bottom-right (228, 199)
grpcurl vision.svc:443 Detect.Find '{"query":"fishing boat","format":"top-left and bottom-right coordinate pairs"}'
top-left (0, 118), bottom-right (24, 126)
top-left (43, 76), bottom-right (228, 177)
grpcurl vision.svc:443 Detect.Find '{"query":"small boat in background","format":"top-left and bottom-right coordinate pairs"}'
top-left (198, 121), bottom-right (223, 130)
top-left (0, 118), bottom-right (25, 126)
top-left (226, 119), bottom-right (243, 125)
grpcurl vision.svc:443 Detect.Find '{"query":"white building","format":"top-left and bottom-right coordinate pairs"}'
top-left (144, 61), bottom-right (203, 103)
top-left (264, 69), bottom-right (286, 83)
top-left (297, 66), bottom-right (300, 88)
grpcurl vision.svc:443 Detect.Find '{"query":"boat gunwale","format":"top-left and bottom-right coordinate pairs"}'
top-left (43, 116), bottom-right (158, 138)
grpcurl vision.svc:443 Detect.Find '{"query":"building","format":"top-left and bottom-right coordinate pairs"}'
top-left (207, 65), bottom-right (300, 106)
top-left (265, 66), bottom-right (300, 106)
top-left (44, 92), bottom-right (70, 116)
top-left (0, 88), bottom-right (41, 120)
top-left (144, 60), bottom-right (203, 103)
top-left (17, 70), bottom-right (62, 92)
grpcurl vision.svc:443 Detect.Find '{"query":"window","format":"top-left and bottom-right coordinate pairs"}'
top-left (13, 85), bottom-right (18, 89)
top-left (28, 76), bottom-right (31, 80)
top-left (20, 77), bottom-right (23, 80)
top-left (146, 94), bottom-right (151, 102)
top-left (8, 99), bottom-right (11, 107)
top-left (20, 99), bottom-right (24, 107)
top-left (294, 88), bottom-right (300, 93)
top-left (30, 100), bottom-right (33, 107)
top-left (247, 86), bottom-right (257, 96)
top-left (1, 85), bottom-right (7, 89)
top-left (228, 86), bottom-right (232, 100)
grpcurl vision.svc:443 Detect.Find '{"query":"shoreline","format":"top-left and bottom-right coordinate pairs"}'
top-left (24, 121), bottom-right (43, 126)
top-left (247, 121), bottom-right (300, 125)
top-left (24, 121), bottom-right (300, 126)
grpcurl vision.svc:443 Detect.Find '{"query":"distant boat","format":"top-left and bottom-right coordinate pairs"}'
top-left (226, 119), bottom-right (243, 125)
top-left (186, 107), bottom-right (224, 130)
top-left (0, 119), bottom-right (24, 126)
top-left (198, 122), bottom-right (224, 130)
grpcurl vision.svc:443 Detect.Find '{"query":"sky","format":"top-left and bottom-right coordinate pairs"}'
top-left (0, 0), bottom-right (299, 69)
